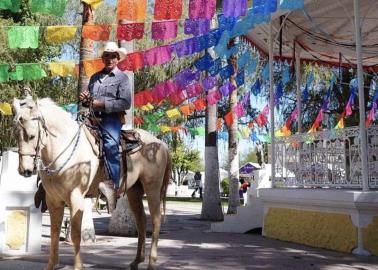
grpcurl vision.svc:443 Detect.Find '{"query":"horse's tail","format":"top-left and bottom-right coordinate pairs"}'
top-left (160, 148), bottom-right (171, 222)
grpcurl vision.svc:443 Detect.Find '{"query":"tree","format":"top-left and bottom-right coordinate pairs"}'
top-left (171, 142), bottom-right (202, 185)
top-left (226, 55), bottom-right (240, 214)
top-left (0, 0), bottom-right (79, 152)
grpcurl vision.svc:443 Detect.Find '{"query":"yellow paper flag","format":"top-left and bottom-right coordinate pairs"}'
top-left (45, 26), bottom-right (77, 44)
top-left (166, 108), bottom-right (181, 119)
top-left (140, 103), bottom-right (154, 111)
top-left (0, 103), bottom-right (12, 116)
top-left (160, 125), bottom-right (171, 133)
top-left (335, 117), bottom-right (344, 129)
top-left (49, 61), bottom-right (76, 77)
top-left (82, 0), bottom-right (103, 9)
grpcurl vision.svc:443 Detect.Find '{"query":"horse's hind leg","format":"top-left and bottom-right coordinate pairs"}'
top-left (127, 181), bottom-right (146, 270)
top-left (145, 189), bottom-right (162, 270)
top-left (45, 197), bottom-right (64, 270)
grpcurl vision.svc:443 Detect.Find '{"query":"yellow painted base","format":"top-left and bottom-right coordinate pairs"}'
top-left (264, 208), bottom-right (357, 253)
top-left (364, 216), bottom-right (378, 256)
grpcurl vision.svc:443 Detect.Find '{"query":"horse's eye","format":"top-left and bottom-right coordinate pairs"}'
top-left (29, 135), bottom-right (36, 140)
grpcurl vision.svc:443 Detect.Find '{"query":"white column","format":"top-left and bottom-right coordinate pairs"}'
top-left (354, 0), bottom-right (369, 191)
top-left (295, 43), bottom-right (302, 133)
top-left (269, 22), bottom-right (275, 187)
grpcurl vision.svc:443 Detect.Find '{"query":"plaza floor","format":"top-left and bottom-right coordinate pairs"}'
top-left (1, 201), bottom-right (378, 270)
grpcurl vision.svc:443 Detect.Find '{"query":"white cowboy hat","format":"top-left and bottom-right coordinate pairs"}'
top-left (100, 41), bottom-right (127, 60)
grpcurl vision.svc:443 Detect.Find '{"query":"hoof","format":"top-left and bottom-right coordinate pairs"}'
top-left (147, 264), bottom-right (157, 270)
top-left (129, 261), bottom-right (139, 270)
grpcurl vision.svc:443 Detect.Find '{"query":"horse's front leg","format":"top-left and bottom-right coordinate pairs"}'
top-left (45, 197), bottom-right (64, 270)
top-left (70, 189), bottom-right (85, 270)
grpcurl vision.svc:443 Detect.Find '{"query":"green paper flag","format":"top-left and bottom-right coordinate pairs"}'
top-left (196, 127), bottom-right (205, 136)
top-left (9, 65), bottom-right (23, 81)
top-left (31, 0), bottom-right (67, 17)
top-left (8, 26), bottom-right (39, 49)
top-left (22, 64), bottom-right (47, 80)
top-left (9, 64), bottom-right (46, 81)
top-left (0, 64), bottom-right (9, 82)
top-left (0, 0), bottom-right (21, 12)
top-left (149, 124), bottom-right (160, 133)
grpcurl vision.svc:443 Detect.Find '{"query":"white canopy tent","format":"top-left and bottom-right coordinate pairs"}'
top-left (244, 0), bottom-right (378, 192)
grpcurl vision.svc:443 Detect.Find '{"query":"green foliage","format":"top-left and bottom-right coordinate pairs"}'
top-left (220, 177), bottom-right (229, 196)
top-left (0, 0), bottom-right (83, 152)
top-left (240, 150), bottom-right (258, 166)
top-left (171, 141), bottom-right (203, 185)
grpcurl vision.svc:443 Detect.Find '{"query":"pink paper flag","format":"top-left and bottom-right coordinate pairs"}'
top-left (144, 45), bottom-right (172, 66)
top-left (151, 20), bottom-right (178, 41)
top-left (189, 0), bottom-right (216, 19)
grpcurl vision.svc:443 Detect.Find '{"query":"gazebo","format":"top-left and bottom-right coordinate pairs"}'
top-left (244, 0), bottom-right (378, 256)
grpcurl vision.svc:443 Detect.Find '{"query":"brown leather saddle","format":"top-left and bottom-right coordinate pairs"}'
top-left (84, 118), bottom-right (143, 157)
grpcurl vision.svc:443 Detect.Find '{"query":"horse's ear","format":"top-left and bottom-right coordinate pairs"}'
top-left (12, 98), bottom-right (20, 116)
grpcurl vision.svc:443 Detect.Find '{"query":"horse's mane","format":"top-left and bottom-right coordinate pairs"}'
top-left (37, 98), bottom-right (74, 123)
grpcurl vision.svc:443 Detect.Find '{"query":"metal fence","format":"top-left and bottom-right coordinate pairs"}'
top-left (274, 126), bottom-right (378, 189)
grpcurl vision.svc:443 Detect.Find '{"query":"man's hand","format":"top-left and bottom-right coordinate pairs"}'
top-left (91, 100), bottom-right (105, 110)
top-left (80, 90), bottom-right (91, 107)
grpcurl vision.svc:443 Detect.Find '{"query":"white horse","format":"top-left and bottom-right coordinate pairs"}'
top-left (12, 97), bottom-right (171, 270)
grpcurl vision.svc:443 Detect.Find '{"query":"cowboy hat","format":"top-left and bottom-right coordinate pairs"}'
top-left (99, 41), bottom-right (127, 60)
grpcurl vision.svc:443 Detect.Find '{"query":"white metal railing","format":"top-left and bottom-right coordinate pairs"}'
top-left (273, 125), bottom-right (378, 189)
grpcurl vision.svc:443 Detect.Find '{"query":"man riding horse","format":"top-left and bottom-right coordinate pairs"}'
top-left (80, 41), bottom-right (131, 207)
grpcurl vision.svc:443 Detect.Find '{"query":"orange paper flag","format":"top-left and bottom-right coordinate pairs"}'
top-left (180, 104), bottom-right (195, 116)
top-left (117, 0), bottom-right (147, 21)
top-left (224, 112), bottom-right (234, 127)
top-left (82, 25), bottom-right (111, 41)
top-left (216, 118), bottom-right (222, 130)
top-left (193, 98), bottom-right (206, 111)
top-left (83, 59), bottom-right (104, 77)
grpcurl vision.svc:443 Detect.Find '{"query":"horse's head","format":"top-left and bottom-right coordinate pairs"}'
top-left (12, 98), bottom-right (47, 177)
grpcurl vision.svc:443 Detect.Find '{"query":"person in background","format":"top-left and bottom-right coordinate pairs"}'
top-left (239, 178), bottom-right (250, 205)
top-left (80, 41), bottom-right (131, 210)
top-left (191, 171), bottom-right (203, 199)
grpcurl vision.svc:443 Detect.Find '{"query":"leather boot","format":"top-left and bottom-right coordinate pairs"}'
top-left (34, 184), bottom-right (48, 213)
top-left (98, 180), bottom-right (116, 213)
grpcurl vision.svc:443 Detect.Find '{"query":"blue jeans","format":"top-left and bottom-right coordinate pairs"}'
top-left (100, 114), bottom-right (121, 189)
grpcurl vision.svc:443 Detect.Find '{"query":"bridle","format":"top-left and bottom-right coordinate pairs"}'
top-left (17, 115), bottom-right (48, 173)
top-left (16, 112), bottom-right (83, 175)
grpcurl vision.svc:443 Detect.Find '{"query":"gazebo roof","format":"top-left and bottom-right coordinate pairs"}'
top-left (245, 0), bottom-right (378, 69)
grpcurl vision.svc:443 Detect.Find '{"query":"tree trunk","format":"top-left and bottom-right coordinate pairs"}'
top-left (108, 21), bottom-right (138, 235)
top-left (70, 2), bottom-right (96, 244)
top-left (108, 197), bottom-right (138, 236)
top-left (201, 91), bottom-right (224, 221)
top-left (78, 3), bottom-right (95, 94)
top-left (227, 58), bottom-right (240, 214)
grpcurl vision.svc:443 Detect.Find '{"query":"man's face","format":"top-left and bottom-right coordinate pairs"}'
top-left (102, 52), bottom-right (119, 71)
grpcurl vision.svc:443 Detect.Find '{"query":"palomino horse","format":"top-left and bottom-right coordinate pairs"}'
top-left (12, 97), bottom-right (171, 270)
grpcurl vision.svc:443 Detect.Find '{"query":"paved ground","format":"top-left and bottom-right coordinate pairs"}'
top-left (1, 201), bottom-right (378, 270)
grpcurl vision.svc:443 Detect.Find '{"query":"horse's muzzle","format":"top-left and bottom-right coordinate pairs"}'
top-left (23, 170), bottom-right (34, 178)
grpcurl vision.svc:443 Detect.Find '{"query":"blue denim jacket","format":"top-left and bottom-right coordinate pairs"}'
top-left (88, 67), bottom-right (131, 114)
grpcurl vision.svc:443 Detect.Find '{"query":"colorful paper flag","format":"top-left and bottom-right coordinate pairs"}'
top-left (82, 0), bottom-right (103, 9)
top-left (0, 0), bottom-right (21, 12)
top-left (8, 26), bottom-right (39, 49)
top-left (117, 0), bottom-right (147, 21)
top-left (0, 102), bottom-right (12, 116)
top-left (31, 0), bottom-right (67, 17)
top-left (151, 20), bottom-right (178, 41)
top-left (45, 26), bottom-right (77, 44)
top-left (117, 23), bottom-right (144, 41)
top-left (154, 0), bottom-right (182, 20)
top-left (0, 64), bottom-right (9, 82)
top-left (83, 59), bottom-right (104, 77)
top-left (49, 61), bottom-right (76, 77)
top-left (82, 25), bottom-right (111, 41)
